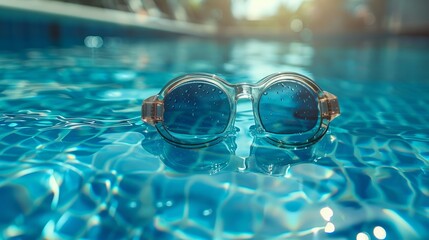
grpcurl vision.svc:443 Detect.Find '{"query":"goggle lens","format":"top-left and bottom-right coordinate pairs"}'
top-left (258, 81), bottom-right (319, 135)
top-left (163, 82), bottom-right (231, 143)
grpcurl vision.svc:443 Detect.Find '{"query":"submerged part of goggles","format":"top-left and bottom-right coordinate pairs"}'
top-left (142, 72), bottom-right (340, 148)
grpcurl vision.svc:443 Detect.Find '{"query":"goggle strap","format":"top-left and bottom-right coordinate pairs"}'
top-left (321, 91), bottom-right (340, 121)
top-left (142, 95), bottom-right (164, 125)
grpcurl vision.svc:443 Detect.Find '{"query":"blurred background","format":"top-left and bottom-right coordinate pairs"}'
top-left (1, 0), bottom-right (429, 47)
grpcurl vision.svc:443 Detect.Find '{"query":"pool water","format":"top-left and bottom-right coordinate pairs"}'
top-left (1, 36), bottom-right (428, 239)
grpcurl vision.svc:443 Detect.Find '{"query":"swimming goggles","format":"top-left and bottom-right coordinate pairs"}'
top-left (142, 72), bottom-right (340, 148)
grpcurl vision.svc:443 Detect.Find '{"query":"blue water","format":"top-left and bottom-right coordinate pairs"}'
top-left (1, 36), bottom-right (429, 239)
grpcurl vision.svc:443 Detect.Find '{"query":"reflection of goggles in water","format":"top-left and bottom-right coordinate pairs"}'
top-left (141, 129), bottom-right (335, 175)
top-left (142, 72), bottom-right (340, 148)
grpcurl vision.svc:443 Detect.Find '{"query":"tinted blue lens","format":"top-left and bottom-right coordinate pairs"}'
top-left (163, 82), bottom-right (231, 137)
top-left (258, 81), bottom-right (319, 134)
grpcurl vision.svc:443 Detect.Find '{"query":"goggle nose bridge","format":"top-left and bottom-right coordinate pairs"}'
top-left (234, 84), bottom-right (254, 100)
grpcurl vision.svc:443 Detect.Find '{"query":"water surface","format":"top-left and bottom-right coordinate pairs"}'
top-left (0, 36), bottom-right (428, 239)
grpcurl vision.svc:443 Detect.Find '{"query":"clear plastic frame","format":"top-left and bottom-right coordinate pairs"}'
top-left (142, 72), bottom-right (340, 148)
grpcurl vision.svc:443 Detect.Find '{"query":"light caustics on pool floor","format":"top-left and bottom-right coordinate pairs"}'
top-left (0, 38), bottom-right (428, 239)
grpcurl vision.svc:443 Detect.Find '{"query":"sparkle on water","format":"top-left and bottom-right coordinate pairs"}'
top-left (0, 36), bottom-right (429, 239)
